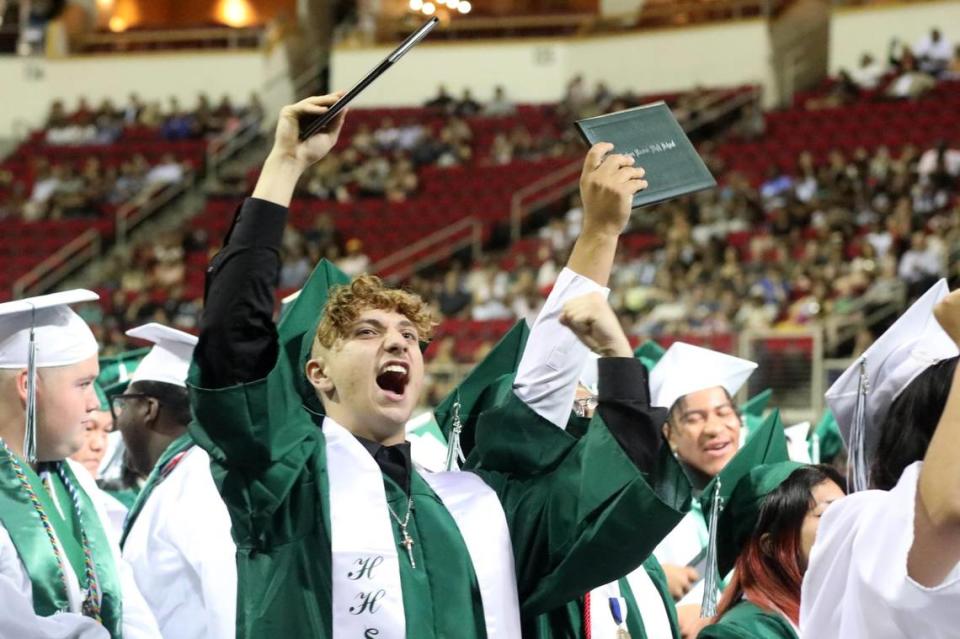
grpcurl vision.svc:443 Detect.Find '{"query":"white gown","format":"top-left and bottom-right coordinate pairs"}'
top-left (0, 459), bottom-right (161, 639)
top-left (587, 567), bottom-right (674, 638)
top-left (653, 509), bottom-right (708, 607)
top-left (122, 445), bottom-right (236, 639)
top-left (801, 461), bottom-right (960, 638)
top-left (514, 267), bottom-right (676, 637)
top-left (96, 490), bottom-right (129, 542)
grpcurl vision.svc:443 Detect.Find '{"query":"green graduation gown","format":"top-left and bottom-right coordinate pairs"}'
top-left (189, 371), bottom-right (691, 638)
top-left (697, 601), bottom-right (798, 639)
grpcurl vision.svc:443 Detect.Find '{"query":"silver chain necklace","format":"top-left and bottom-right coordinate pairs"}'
top-left (386, 497), bottom-right (416, 568)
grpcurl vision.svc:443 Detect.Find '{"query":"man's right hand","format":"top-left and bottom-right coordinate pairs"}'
top-left (560, 292), bottom-right (633, 358)
top-left (662, 563), bottom-right (700, 600)
top-left (934, 288), bottom-right (960, 347)
top-left (579, 142), bottom-right (648, 238)
top-left (270, 93), bottom-right (347, 174)
top-left (253, 93), bottom-right (347, 207)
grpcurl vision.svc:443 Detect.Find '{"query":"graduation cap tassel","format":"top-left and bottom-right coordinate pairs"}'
top-left (23, 313), bottom-right (38, 464)
top-left (444, 395), bottom-right (464, 472)
top-left (700, 479), bottom-right (722, 619)
top-left (848, 358), bottom-right (870, 493)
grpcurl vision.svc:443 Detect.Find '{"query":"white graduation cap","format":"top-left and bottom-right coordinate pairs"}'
top-left (825, 278), bottom-right (957, 491)
top-left (0, 290), bottom-right (100, 369)
top-left (0, 289), bottom-right (100, 461)
top-left (125, 323), bottom-right (198, 388)
top-left (648, 342), bottom-right (758, 410)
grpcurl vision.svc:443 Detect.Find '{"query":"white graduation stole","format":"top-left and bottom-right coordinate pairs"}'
top-left (589, 568), bottom-right (673, 639)
top-left (324, 418), bottom-right (522, 639)
top-left (588, 581), bottom-right (629, 637)
top-left (624, 568), bottom-right (672, 639)
top-left (422, 471), bottom-right (522, 638)
top-left (326, 418), bottom-right (406, 639)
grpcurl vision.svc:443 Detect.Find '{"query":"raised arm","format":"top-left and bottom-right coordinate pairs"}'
top-left (559, 292), bottom-right (665, 476)
top-left (512, 143), bottom-right (646, 427)
top-left (471, 294), bottom-right (688, 615)
top-left (195, 94), bottom-right (346, 388)
top-left (189, 96), bottom-right (346, 470)
top-left (910, 289), bottom-right (960, 586)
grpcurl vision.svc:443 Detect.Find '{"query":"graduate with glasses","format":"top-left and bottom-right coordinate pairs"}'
top-left (114, 323), bottom-right (236, 639)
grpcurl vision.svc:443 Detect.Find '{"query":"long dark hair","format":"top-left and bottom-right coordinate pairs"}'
top-left (871, 356), bottom-right (959, 491)
top-left (715, 464), bottom-right (845, 625)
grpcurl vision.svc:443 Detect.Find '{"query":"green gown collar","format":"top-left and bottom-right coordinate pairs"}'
top-left (0, 444), bottom-right (123, 636)
top-left (120, 432), bottom-right (195, 547)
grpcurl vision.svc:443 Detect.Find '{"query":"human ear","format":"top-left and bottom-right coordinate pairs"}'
top-left (759, 532), bottom-right (774, 557)
top-left (305, 356), bottom-right (335, 393)
top-left (662, 422), bottom-right (679, 454)
top-left (14, 369), bottom-right (28, 403)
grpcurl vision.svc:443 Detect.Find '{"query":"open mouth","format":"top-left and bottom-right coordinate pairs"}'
top-left (703, 440), bottom-right (731, 457)
top-left (376, 362), bottom-right (410, 398)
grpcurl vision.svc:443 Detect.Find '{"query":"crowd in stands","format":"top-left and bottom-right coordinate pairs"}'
top-left (809, 28), bottom-right (960, 108)
top-left (43, 93), bottom-right (263, 145)
top-left (4, 30), bottom-right (959, 414)
top-left (0, 93), bottom-right (263, 223)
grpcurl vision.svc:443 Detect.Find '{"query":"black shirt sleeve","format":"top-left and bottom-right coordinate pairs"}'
top-left (596, 357), bottom-right (668, 477)
top-left (195, 197), bottom-right (288, 388)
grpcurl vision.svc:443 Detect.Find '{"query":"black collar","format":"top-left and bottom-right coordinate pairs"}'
top-left (355, 436), bottom-right (412, 494)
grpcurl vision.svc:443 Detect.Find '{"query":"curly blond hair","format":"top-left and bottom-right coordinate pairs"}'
top-left (314, 274), bottom-right (436, 350)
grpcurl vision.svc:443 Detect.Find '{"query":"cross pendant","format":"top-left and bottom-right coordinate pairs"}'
top-left (401, 531), bottom-right (416, 568)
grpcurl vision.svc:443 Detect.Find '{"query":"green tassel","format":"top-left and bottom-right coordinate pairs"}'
top-left (700, 479), bottom-right (722, 618)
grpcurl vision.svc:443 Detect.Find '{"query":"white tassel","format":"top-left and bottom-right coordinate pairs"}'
top-left (444, 394), bottom-right (464, 472)
top-left (23, 315), bottom-right (38, 464)
top-left (700, 479), bottom-right (722, 618)
top-left (847, 358), bottom-right (870, 493)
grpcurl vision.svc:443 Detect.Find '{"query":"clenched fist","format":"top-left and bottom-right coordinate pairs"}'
top-left (579, 142), bottom-right (648, 238)
top-left (559, 292), bottom-right (633, 358)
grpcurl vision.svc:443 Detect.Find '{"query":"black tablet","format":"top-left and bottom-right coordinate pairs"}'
top-left (299, 17), bottom-right (439, 141)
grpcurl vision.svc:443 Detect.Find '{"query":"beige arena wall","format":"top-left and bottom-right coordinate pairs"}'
top-left (0, 0), bottom-right (956, 137)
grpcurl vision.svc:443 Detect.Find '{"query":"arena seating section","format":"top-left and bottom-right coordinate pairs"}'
top-left (2, 80), bottom-right (958, 362)
top-left (0, 127), bottom-right (205, 295)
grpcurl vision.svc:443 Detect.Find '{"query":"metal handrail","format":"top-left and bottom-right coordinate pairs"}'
top-left (291, 53), bottom-right (330, 99)
top-left (375, 0), bottom-right (792, 42)
top-left (12, 228), bottom-right (101, 298)
top-left (115, 169), bottom-right (197, 247)
top-left (371, 216), bottom-right (481, 274)
top-left (75, 26), bottom-right (263, 51)
top-left (384, 224), bottom-right (483, 284)
top-left (828, 281), bottom-right (907, 352)
top-left (510, 160), bottom-right (581, 240)
top-left (376, 13), bottom-right (594, 40)
top-left (206, 114), bottom-right (263, 176)
top-left (685, 86), bottom-right (761, 134)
